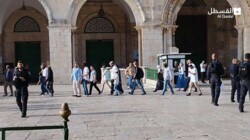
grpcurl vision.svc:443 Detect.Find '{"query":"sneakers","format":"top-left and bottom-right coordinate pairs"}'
top-left (198, 93), bottom-right (202, 96)
top-left (128, 92), bottom-right (133, 95)
top-left (186, 93), bottom-right (191, 96)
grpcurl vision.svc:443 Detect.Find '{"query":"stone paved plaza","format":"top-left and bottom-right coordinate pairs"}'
top-left (0, 80), bottom-right (250, 140)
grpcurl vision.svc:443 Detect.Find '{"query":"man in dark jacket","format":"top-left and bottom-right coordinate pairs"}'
top-left (239, 53), bottom-right (250, 112)
top-left (46, 65), bottom-right (54, 96)
top-left (207, 53), bottom-right (224, 106)
top-left (229, 58), bottom-right (240, 102)
top-left (13, 61), bottom-right (30, 118)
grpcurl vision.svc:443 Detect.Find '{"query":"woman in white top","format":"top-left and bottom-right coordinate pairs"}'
top-left (89, 65), bottom-right (101, 95)
top-left (186, 65), bottom-right (202, 96)
top-left (200, 60), bottom-right (207, 83)
top-left (100, 63), bottom-right (111, 93)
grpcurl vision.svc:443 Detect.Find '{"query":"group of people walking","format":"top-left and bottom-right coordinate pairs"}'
top-left (38, 63), bottom-right (54, 96)
top-left (71, 60), bottom-right (147, 97)
top-left (2, 52), bottom-right (250, 118)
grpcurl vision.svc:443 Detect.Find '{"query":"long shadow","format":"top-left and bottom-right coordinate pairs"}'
top-left (28, 110), bottom-right (144, 117)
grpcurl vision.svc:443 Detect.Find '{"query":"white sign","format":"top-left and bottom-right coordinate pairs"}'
top-left (207, 7), bottom-right (241, 19)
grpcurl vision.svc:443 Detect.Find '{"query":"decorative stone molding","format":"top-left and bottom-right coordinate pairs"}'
top-left (38, 0), bottom-right (53, 24)
top-left (134, 0), bottom-right (146, 23)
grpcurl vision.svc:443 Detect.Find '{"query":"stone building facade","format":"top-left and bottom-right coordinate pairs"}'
top-left (0, 0), bottom-right (249, 84)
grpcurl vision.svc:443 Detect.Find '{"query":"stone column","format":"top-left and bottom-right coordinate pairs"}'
top-left (162, 25), bottom-right (178, 53)
top-left (243, 25), bottom-right (250, 57)
top-left (135, 26), bottom-right (142, 66)
top-left (0, 34), bottom-right (3, 73)
top-left (48, 25), bottom-right (73, 84)
top-left (235, 26), bottom-right (243, 61)
top-left (138, 25), bottom-right (163, 67)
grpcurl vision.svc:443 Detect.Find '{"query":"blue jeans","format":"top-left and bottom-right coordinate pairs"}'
top-left (130, 79), bottom-right (146, 94)
top-left (127, 76), bottom-right (133, 89)
top-left (114, 84), bottom-right (120, 95)
top-left (162, 79), bottom-right (174, 95)
top-left (82, 79), bottom-right (88, 95)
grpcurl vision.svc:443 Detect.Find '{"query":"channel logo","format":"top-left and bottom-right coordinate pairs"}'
top-left (233, 8), bottom-right (241, 15)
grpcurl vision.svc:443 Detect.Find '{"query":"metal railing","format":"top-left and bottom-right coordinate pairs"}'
top-left (0, 103), bottom-right (71, 140)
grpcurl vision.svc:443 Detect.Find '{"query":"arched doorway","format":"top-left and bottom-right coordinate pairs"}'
top-left (175, 0), bottom-right (237, 75)
top-left (3, 7), bottom-right (49, 82)
top-left (73, 0), bottom-right (138, 81)
top-left (162, 0), bottom-right (244, 76)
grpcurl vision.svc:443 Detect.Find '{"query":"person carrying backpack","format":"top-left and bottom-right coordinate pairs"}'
top-left (128, 60), bottom-right (146, 95)
top-left (239, 53), bottom-right (250, 112)
top-left (207, 53), bottom-right (224, 106)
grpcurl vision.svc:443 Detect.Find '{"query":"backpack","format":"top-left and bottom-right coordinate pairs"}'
top-left (239, 62), bottom-right (250, 80)
top-left (137, 67), bottom-right (144, 79)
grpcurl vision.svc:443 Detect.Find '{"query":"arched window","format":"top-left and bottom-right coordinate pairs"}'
top-left (14, 16), bottom-right (40, 32)
top-left (85, 17), bottom-right (114, 33)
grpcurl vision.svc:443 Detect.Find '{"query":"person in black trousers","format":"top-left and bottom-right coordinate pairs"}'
top-left (229, 58), bottom-right (240, 102)
top-left (153, 65), bottom-right (163, 92)
top-left (46, 65), bottom-right (54, 96)
top-left (89, 65), bottom-right (101, 95)
top-left (239, 53), bottom-right (250, 112)
top-left (13, 60), bottom-right (30, 118)
top-left (207, 53), bottom-right (224, 106)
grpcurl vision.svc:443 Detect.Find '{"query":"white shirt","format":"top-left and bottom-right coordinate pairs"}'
top-left (163, 67), bottom-right (172, 80)
top-left (101, 67), bottom-right (110, 81)
top-left (110, 65), bottom-right (118, 79)
top-left (83, 67), bottom-right (89, 80)
top-left (188, 63), bottom-right (196, 77)
top-left (113, 73), bottom-right (119, 85)
top-left (189, 68), bottom-right (198, 82)
top-left (89, 70), bottom-right (97, 82)
top-left (42, 67), bottom-right (48, 79)
top-left (179, 67), bottom-right (184, 75)
top-left (200, 63), bottom-right (206, 72)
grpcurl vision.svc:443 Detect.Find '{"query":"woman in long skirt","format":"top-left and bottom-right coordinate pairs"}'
top-left (176, 63), bottom-right (186, 91)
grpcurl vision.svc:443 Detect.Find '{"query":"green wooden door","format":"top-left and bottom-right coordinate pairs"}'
top-left (15, 42), bottom-right (41, 82)
top-left (86, 40), bottom-right (114, 81)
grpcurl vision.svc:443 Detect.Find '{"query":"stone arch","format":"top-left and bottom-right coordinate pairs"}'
top-left (84, 17), bottom-right (115, 33)
top-left (0, 0), bottom-right (48, 34)
top-left (161, 0), bottom-right (245, 26)
top-left (68, 0), bottom-right (145, 27)
top-left (37, 0), bottom-right (53, 24)
top-left (77, 13), bottom-right (119, 34)
top-left (3, 6), bottom-right (49, 72)
top-left (14, 16), bottom-right (40, 32)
